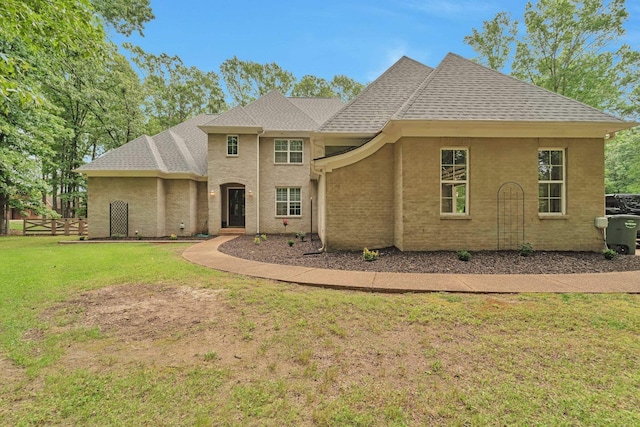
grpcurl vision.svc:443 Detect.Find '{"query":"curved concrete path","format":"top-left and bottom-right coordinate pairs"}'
top-left (183, 236), bottom-right (640, 294)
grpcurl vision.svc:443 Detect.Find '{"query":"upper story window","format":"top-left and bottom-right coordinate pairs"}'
top-left (538, 149), bottom-right (565, 214)
top-left (441, 148), bottom-right (468, 214)
top-left (227, 135), bottom-right (238, 156)
top-left (275, 139), bottom-right (303, 164)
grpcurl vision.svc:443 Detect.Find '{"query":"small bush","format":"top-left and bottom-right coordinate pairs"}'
top-left (603, 248), bottom-right (616, 260)
top-left (456, 250), bottom-right (471, 261)
top-left (363, 248), bottom-right (379, 262)
top-left (519, 242), bottom-right (534, 257)
top-left (287, 240), bottom-right (295, 247)
top-left (169, 234), bottom-right (178, 240)
top-left (254, 237), bottom-right (261, 245)
top-left (260, 234), bottom-right (267, 241)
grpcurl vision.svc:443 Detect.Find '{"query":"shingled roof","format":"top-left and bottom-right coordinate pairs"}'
top-left (319, 53), bottom-right (627, 134)
top-left (76, 114), bottom-right (213, 176)
top-left (394, 53), bottom-right (626, 123)
top-left (319, 57), bottom-right (434, 134)
top-left (201, 90), bottom-right (344, 131)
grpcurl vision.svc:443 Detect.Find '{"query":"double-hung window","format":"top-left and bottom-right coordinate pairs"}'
top-left (275, 139), bottom-right (303, 164)
top-left (538, 149), bottom-right (565, 214)
top-left (276, 187), bottom-right (301, 217)
top-left (441, 148), bottom-right (468, 214)
top-left (227, 135), bottom-right (238, 156)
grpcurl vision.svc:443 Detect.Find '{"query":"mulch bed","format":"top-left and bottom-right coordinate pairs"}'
top-left (219, 234), bottom-right (640, 275)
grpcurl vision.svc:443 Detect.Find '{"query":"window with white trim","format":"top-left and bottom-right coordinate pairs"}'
top-left (274, 139), bottom-right (303, 164)
top-left (227, 135), bottom-right (238, 156)
top-left (276, 187), bottom-right (301, 216)
top-left (538, 149), bottom-right (565, 214)
top-left (441, 148), bottom-right (468, 214)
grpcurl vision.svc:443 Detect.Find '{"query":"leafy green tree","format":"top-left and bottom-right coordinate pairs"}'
top-left (44, 43), bottom-right (146, 217)
top-left (127, 44), bottom-right (226, 135)
top-left (91, 0), bottom-right (154, 36)
top-left (220, 56), bottom-right (296, 106)
top-left (605, 130), bottom-right (640, 193)
top-left (330, 75), bottom-right (365, 103)
top-left (291, 75), bottom-right (335, 98)
top-left (464, 12), bottom-right (518, 70)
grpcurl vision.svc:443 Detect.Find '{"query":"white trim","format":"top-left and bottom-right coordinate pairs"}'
top-left (226, 135), bottom-right (239, 157)
top-left (440, 147), bottom-right (469, 215)
top-left (537, 148), bottom-right (566, 215)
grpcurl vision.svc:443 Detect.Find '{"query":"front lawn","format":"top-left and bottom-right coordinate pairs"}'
top-left (0, 236), bottom-right (638, 425)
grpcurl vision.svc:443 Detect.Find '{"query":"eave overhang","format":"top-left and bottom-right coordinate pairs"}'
top-left (75, 169), bottom-right (207, 182)
top-left (198, 125), bottom-right (264, 135)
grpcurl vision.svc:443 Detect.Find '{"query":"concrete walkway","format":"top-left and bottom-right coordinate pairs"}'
top-left (182, 236), bottom-right (640, 294)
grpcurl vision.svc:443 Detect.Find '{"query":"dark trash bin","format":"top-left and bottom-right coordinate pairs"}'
top-left (606, 215), bottom-right (640, 255)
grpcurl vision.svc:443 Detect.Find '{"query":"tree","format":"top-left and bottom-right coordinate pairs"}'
top-left (220, 57), bottom-right (296, 106)
top-left (464, 12), bottom-right (518, 70)
top-left (291, 75), bottom-right (335, 98)
top-left (330, 75), bottom-right (365, 103)
top-left (605, 130), bottom-right (640, 193)
top-left (127, 44), bottom-right (226, 135)
top-left (91, 0), bottom-right (154, 36)
top-left (43, 43), bottom-right (146, 218)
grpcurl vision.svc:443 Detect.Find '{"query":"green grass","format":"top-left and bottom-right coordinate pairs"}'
top-left (9, 219), bottom-right (22, 231)
top-left (1, 236), bottom-right (639, 425)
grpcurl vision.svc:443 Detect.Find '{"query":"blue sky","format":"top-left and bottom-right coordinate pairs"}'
top-left (113, 0), bottom-right (640, 84)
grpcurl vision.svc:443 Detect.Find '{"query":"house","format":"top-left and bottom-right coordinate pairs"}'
top-left (77, 53), bottom-right (636, 251)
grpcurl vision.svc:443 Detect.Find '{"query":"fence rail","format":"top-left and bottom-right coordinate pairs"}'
top-left (23, 219), bottom-right (88, 236)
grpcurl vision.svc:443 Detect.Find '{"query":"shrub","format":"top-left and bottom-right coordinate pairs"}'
top-left (603, 248), bottom-right (616, 260)
top-left (456, 250), bottom-right (471, 261)
top-left (260, 234), bottom-right (267, 241)
top-left (169, 234), bottom-right (178, 240)
top-left (363, 248), bottom-right (379, 262)
top-left (254, 237), bottom-right (261, 245)
top-left (287, 240), bottom-right (295, 247)
top-left (519, 242), bottom-right (534, 257)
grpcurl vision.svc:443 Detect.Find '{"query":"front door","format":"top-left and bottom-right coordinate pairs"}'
top-left (227, 188), bottom-right (245, 227)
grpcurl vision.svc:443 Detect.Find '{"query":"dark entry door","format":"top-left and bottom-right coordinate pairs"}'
top-left (228, 188), bottom-right (245, 227)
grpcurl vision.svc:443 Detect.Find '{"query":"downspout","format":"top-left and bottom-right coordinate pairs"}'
top-left (256, 129), bottom-right (265, 234)
top-left (310, 138), bottom-right (326, 252)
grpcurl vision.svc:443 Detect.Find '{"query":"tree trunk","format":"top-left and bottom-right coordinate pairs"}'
top-left (0, 193), bottom-right (8, 236)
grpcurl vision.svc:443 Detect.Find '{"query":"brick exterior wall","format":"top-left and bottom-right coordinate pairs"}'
top-left (324, 137), bottom-right (605, 252)
top-left (87, 176), bottom-right (205, 238)
top-left (207, 134), bottom-right (316, 235)
top-left (325, 144), bottom-right (395, 250)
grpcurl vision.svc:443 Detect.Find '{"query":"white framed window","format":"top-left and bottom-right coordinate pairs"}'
top-left (441, 148), bottom-right (468, 214)
top-left (227, 135), bottom-right (238, 156)
top-left (276, 187), bottom-right (301, 217)
top-left (274, 139), bottom-right (303, 164)
top-left (538, 149), bottom-right (565, 214)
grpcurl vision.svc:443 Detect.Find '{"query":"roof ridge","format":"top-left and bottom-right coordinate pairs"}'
top-left (168, 130), bottom-right (199, 174)
top-left (392, 56), bottom-right (446, 120)
top-left (319, 56), bottom-right (434, 132)
top-left (450, 53), bottom-right (625, 123)
top-left (281, 92), bottom-right (323, 126)
top-left (144, 135), bottom-right (167, 172)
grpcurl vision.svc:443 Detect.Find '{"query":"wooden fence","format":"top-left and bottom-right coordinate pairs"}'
top-left (23, 218), bottom-right (88, 236)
